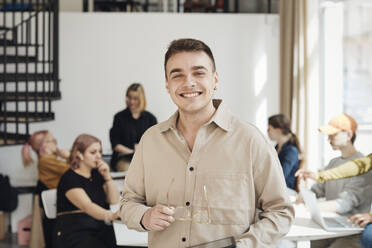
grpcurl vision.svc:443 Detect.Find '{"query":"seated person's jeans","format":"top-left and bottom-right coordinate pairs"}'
top-left (361, 223), bottom-right (372, 248)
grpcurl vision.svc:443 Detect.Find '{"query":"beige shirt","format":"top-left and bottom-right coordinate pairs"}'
top-left (120, 100), bottom-right (294, 248)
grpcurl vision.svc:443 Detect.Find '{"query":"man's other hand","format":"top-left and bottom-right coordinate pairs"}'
top-left (141, 204), bottom-right (175, 231)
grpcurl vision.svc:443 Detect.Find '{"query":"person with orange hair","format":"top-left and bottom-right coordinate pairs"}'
top-left (21, 130), bottom-right (70, 247)
top-left (21, 130), bottom-right (69, 189)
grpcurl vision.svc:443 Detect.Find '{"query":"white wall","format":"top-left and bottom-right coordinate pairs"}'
top-left (57, 13), bottom-right (279, 151)
top-left (321, 4), bottom-right (372, 165)
top-left (60, 0), bottom-right (83, 12)
top-left (0, 13), bottom-right (279, 231)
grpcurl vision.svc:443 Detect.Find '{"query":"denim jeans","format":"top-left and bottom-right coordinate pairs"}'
top-left (361, 223), bottom-right (372, 248)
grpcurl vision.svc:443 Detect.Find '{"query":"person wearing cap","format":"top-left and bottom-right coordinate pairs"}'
top-left (306, 114), bottom-right (372, 248)
top-left (296, 154), bottom-right (372, 248)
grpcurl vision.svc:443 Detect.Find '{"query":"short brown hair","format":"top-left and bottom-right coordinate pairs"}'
top-left (126, 83), bottom-right (147, 113)
top-left (164, 38), bottom-right (216, 78)
top-left (69, 134), bottom-right (101, 169)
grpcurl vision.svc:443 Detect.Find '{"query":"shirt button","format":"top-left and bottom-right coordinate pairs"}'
top-left (186, 201), bottom-right (190, 206)
top-left (182, 237), bottom-right (186, 242)
top-left (189, 167), bottom-right (194, 171)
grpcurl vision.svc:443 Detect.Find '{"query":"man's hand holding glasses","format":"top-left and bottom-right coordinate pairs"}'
top-left (140, 177), bottom-right (211, 231)
top-left (141, 204), bottom-right (176, 231)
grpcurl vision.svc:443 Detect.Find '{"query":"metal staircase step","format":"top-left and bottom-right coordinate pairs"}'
top-left (0, 132), bottom-right (30, 146)
top-left (1, 0), bottom-right (60, 147)
top-left (0, 26), bottom-right (11, 30)
top-left (0, 73), bottom-right (55, 82)
top-left (0, 112), bottom-right (55, 123)
top-left (0, 91), bottom-right (61, 101)
top-left (0, 55), bottom-right (38, 63)
top-left (0, 39), bottom-right (16, 46)
top-left (0, 39), bottom-right (40, 47)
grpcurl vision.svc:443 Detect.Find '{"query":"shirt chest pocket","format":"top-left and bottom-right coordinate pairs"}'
top-left (197, 173), bottom-right (251, 225)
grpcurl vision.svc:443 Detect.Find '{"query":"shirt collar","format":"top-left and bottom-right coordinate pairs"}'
top-left (158, 99), bottom-right (232, 133)
top-left (158, 111), bottom-right (178, 133)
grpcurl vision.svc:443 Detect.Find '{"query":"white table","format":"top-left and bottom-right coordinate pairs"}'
top-left (111, 204), bottom-right (148, 247)
top-left (111, 203), bottom-right (362, 247)
top-left (284, 204), bottom-right (362, 247)
top-left (111, 171), bottom-right (126, 179)
top-left (111, 171), bottom-right (126, 191)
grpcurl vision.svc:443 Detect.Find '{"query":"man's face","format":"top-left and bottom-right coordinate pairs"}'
top-left (328, 131), bottom-right (350, 150)
top-left (165, 51), bottom-right (218, 115)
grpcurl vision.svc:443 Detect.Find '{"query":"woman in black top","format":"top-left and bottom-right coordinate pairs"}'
top-left (53, 134), bottom-right (120, 248)
top-left (110, 83), bottom-right (157, 171)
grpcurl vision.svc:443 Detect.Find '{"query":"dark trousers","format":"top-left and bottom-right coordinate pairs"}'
top-left (53, 213), bottom-right (117, 248)
top-left (34, 181), bottom-right (55, 248)
top-left (42, 215), bottom-right (55, 248)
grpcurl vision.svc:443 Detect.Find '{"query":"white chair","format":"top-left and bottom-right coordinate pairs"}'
top-left (41, 189), bottom-right (57, 219)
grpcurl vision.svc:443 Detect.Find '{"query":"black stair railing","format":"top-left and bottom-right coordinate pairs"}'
top-left (0, 0), bottom-right (60, 146)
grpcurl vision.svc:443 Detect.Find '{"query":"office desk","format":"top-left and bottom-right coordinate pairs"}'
top-left (111, 204), bottom-right (148, 247)
top-left (111, 171), bottom-right (126, 180)
top-left (111, 171), bottom-right (126, 191)
top-left (111, 203), bottom-right (362, 247)
top-left (284, 204), bottom-right (362, 247)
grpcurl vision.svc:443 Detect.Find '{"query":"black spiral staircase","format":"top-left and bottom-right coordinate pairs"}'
top-left (0, 0), bottom-right (60, 146)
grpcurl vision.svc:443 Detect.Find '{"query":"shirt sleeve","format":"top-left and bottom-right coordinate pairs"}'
top-left (237, 135), bottom-right (295, 247)
top-left (278, 146), bottom-right (298, 181)
top-left (334, 174), bottom-right (368, 214)
top-left (110, 114), bottom-right (123, 149)
top-left (119, 139), bottom-right (151, 232)
top-left (310, 182), bottom-right (326, 198)
top-left (316, 153), bottom-right (372, 182)
top-left (310, 161), bottom-right (331, 198)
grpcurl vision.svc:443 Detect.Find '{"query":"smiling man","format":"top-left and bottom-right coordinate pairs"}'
top-left (120, 38), bottom-right (294, 248)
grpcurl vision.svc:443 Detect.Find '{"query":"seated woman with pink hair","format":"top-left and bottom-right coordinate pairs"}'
top-left (53, 134), bottom-right (120, 248)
